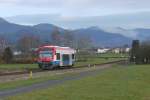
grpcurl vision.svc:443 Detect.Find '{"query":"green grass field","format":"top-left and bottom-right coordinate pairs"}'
top-left (75, 57), bottom-right (125, 67)
top-left (5, 64), bottom-right (150, 100)
top-left (0, 64), bottom-right (37, 70)
top-left (97, 52), bottom-right (129, 58)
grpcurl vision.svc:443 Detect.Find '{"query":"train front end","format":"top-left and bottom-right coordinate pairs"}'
top-left (37, 47), bottom-right (56, 69)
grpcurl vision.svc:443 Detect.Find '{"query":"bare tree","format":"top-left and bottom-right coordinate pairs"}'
top-left (77, 36), bottom-right (93, 49)
top-left (0, 35), bottom-right (8, 53)
top-left (2, 47), bottom-right (13, 64)
top-left (17, 35), bottom-right (40, 53)
top-left (51, 28), bottom-right (62, 46)
top-left (62, 30), bottom-right (74, 47)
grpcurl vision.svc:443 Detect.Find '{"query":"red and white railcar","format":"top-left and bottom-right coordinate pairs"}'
top-left (37, 45), bottom-right (76, 69)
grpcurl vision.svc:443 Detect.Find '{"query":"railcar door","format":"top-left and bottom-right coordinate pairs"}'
top-left (62, 54), bottom-right (70, 66)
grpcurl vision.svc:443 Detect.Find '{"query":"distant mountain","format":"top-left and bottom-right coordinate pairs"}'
top-left (133, 28), bottom-right (150, 40)
top-left (33, 23), bottom-right (64, 31)
top-left (103, 27), bottom-right (137, 38)
top-left (0, 17), bottom-right (133, 47)
top-left (0, 18), bottom-right (30, 34)
top-left (103, 27), bottom-right (150, 42)
top-left (0, 18), bottom-right (66, 42)
top-left (73, 27), bottom-right (132, 47)
top-left (15, 23), bottom-right (65, 36)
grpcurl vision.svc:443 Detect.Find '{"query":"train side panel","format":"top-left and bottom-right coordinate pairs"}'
top-left (56, 48), bottom-right (75, 67)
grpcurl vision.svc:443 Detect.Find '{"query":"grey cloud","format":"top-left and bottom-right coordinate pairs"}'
top-left (1, 0), bottom-right (150, 10)
top-left (6, 11), bottom-right (150, 29)
top-left (0, 0), bottom-right (19, 5)
top-left (1, 0), bottom-right (150, 22)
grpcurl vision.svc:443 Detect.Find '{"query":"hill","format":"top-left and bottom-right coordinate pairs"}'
top-left (0, 17), bottom-right (133, 47)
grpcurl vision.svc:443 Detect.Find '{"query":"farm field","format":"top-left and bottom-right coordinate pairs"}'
top-left (0, 53), bottom-right (127, 70)
top-left (75, 57), bottom-right (125, 66)
top-left (0, 64), bottom-right (37, 70)
top-left (98, 53), bottom-right (129, 58)
top-left (5, 64), bottom-right (150, 100)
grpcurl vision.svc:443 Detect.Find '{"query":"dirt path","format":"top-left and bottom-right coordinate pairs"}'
top-left (0, 64), bottom-right (114, 99)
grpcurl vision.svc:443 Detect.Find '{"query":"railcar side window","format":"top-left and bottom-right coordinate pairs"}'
top-left (56, 53), bottom-right (60, 60)
top-left (72, 54), bottom-right (75, 59)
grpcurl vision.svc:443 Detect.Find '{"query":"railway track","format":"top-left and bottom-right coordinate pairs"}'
top-left (0, 60), bottom-right (126, 77)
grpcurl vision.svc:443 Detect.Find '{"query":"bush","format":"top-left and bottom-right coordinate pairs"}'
top-left (130, 40), bottom-right (150, 64)
top-left (2, 47), bottom-right (13, 64)
top-left (12, 57), bottom-right (35, 64)
top-left (0, 56), bottom-right (4, 64)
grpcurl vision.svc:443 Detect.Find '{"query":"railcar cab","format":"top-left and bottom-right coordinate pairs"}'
top-left (37, 45), bottom-right (76, 69)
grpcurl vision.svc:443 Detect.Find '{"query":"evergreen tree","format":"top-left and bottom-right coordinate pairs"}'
top-left (130, 40), bottom-right (140, 63)
top-left (2, 47), bottom-right (13, 63)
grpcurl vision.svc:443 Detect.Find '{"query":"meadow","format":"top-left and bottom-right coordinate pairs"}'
top-left (5, 64), bottom-right (150, 100)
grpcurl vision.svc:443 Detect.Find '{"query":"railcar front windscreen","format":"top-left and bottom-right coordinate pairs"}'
top-left (39, 51), bottom-right (53, 58)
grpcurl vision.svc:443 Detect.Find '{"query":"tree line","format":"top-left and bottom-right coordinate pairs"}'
top-left (130, 40), bottom-right (150, 64)
top-left (0, 28), bottom-right (93, 64)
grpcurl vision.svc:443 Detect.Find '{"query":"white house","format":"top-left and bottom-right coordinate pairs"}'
top-left (13, 51), bottom-right (22, 56)
top-left (112, 48), bottom-right (120, 54)
top-left (97, 48), bottom-right (110, 53)
top-left (125, 48), bottom-right (130, 53)
top-left (111, 47), bottom-right (131, 54)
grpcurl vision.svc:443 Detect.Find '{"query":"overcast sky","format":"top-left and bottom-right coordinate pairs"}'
top-left (0, 0), bottom-right (150, 29)
top-left (0, 0), bottom-right (149, 17)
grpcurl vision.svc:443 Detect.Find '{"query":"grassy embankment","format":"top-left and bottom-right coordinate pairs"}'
top-left (2, 64), bottom-right (150, 100)
top-left (0, 72), bottom-right (77, 91)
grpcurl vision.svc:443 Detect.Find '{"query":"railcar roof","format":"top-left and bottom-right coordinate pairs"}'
top-left (39, 45), bottom-right (75, 51)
